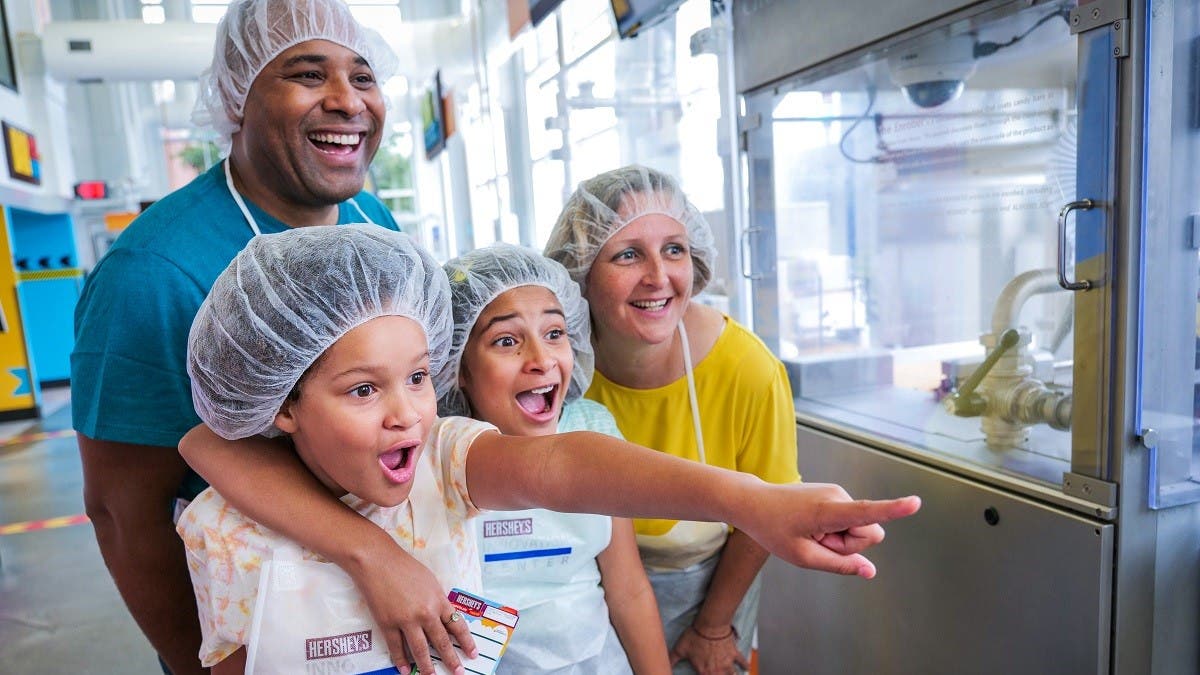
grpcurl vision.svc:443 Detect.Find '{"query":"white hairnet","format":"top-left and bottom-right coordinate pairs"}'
top-left (188, 224), bottom-right (451, 440)
top-left (544, 164), bottom-right (717, 297)
top-left (192, 0), bottom-right (399, 152)
top-left (436, 243), bottom-right (593, 418)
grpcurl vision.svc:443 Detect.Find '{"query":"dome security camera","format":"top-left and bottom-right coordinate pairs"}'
top-left (887, 32), bottom-right (977, 108)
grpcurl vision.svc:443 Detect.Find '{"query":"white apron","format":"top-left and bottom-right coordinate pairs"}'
top-left (479, 508), bottom-right (633, 674)
top-left (243, 449), bottom-right (480, 674)
top-left (636, 322), bottom-right (761, 675)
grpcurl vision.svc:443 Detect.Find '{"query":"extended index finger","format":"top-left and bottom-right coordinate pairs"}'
top-left (816, 495), bottom-right (922, 534)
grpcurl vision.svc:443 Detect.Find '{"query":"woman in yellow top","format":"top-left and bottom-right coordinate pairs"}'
top-left (545, 165), bottom-right (800, 675)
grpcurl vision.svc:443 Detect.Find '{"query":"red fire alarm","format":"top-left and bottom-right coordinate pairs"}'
top-left (74, 180), bottom-right (108, 200)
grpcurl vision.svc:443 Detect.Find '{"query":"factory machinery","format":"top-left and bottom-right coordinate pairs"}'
top-left (731, 1), bottom-right (1200, 673)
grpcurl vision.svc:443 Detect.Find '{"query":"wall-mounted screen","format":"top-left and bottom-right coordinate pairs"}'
top-left (0, 2), bottom-right (15, 92)
top-left (3, 121), bottom-right (40, 185)
top-left (610, 0), bottom-right (686, 39)
top-left (421, 71), bottom-right (446, 161)
top-left (529, 0), bottom-right (567, 26)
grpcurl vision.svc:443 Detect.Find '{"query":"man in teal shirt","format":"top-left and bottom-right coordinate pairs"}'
top-left (71, 1), bottom-right (400, 672)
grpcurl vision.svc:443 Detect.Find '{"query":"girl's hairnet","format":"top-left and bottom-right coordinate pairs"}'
top-left (435, 243), bottom-right (593, 418)
top-left (192, 0), bottom-right (398, 152)
top-left (543, 164), bottom-right (717, 297)
top-left (188, 224), bottom-right (450, 440)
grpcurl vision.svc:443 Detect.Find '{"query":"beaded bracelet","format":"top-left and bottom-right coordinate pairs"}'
top-left (691, 624), bottom-right (734, 638)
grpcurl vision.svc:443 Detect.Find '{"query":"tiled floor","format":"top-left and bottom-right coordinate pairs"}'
top-left (0, 388), bottom-right (160, 673)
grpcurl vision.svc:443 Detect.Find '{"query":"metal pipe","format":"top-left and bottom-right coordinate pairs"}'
top-left (990, 268), bottom-right (1061, 334)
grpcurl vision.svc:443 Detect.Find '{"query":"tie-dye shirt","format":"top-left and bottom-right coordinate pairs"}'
top-left (177, 416), bottom-right (496, 667)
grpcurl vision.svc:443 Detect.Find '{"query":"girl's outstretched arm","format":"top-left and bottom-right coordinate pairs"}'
top-left (465, 430), bottom-right (921, 577)
top-left (179, 424), bottom-right (478, 675)
top-left (596, 518), bottom-right (670, 674)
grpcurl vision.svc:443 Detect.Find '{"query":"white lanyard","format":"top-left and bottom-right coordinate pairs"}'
top-left (223, 158), bottom-right (376, 236)
top-left (678, 320), bottom-right (706, 465)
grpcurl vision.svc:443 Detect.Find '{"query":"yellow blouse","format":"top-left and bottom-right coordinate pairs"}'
top-left (586, 316), bottom-right (800, 568)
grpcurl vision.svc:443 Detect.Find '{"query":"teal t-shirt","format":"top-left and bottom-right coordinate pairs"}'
top-left (557, 397), bottom-right (623, 437)
top-left (71, 161), bottom-right (398, 500)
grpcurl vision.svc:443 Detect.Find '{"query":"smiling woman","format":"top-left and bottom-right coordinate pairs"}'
top-left (545, 164), bottom-right (801, 675)
top-left (584, 213), bottom-right (695, 357)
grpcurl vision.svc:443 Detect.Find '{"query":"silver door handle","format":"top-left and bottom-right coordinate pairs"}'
top-left (740, 226), bottom-right (764, 280)
top-left (1057, 199), bottom-right (1095, 291)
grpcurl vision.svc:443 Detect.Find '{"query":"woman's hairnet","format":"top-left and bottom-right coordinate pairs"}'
top-left (188, 224), bottom-right (450, 440)
top-left (193, 0), bottom-right (399, 152)
top-left (435, 243), bottom-right (593, 418)
top-left (543, 164), bottom-right (717, 297)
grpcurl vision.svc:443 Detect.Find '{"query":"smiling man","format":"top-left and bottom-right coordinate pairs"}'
top-left (69, 2), bottom-right (463, 673)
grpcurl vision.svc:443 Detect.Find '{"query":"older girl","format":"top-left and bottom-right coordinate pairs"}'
top-left (437, 243), bottom-right (668, 674)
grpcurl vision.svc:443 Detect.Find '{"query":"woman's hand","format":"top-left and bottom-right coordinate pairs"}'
top-left (669, 625), bottom-right (750, 675)
top-left (733, 483), bottom-right (921, 578)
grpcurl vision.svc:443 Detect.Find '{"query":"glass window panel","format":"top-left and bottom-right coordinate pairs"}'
top-left (671, 1), bottom-right (721, 211)
top-left (559, 0), bottom-right (613, 63)
top-left (487, 91), bottom-right (511, 177)
top-left (531, 14), bottom-right (560, 71)
top-left (471, 182), bottom-right (500, 248)
top-left (570, 128), bottom-right (620, 189)
top-left (521, 32), bottom-right (540, 75)
top-left (677, 100), bottom-right (720, 212)
top-left (141, 5), bottom-right (165, 23)
top-left (1140, 2), bottom-right (1200, 507)
top-left (531, 158), bottom-right (565, 247)
top-left (565, 38), bottom-right (615, 100)
top-left (190, 1), bottom-right (403, 25)
top-left (529, 57), bottom-right (560, 90)
top-left (526, 78), bottom-right (560, 161)
top-left (569, 106), bottom-right (618, 140)
top-left (751, 2), bottom-right (1079, 485)
top-left (521, 0), bottom-right (724, 254)
top-left (495, 175), bottom-right (520, 242)
top-left (348, 7), bottom-right (402, 30)
top-left (190, 7), bottom-right (228, 23)
top-left (461, 86), bottom-right (497, 183)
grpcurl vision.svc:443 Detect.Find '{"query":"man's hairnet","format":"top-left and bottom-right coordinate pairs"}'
top-left (543, 164), bottom-right (717, 297)
top-left (436, 243), bottom-right (593, 418)
top-left (188, 224), bottom-right (450, 440)
top-left (192, 0), bottom-right (399, 152)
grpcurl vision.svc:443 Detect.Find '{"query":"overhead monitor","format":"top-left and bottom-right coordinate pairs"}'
top-left (609, 0), bottom-right (686, 39)
top-left (529, 0), bottom-right (568, 26)
top-left (0, 3), bottom-right (15, 91)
